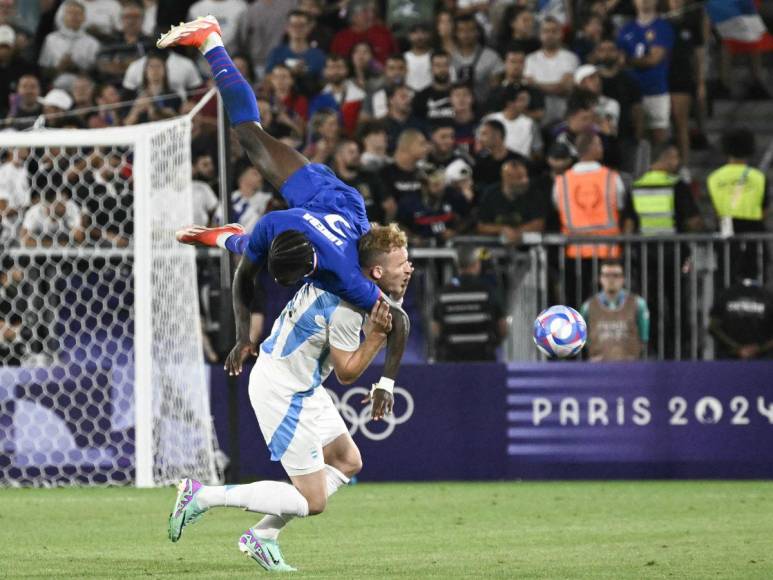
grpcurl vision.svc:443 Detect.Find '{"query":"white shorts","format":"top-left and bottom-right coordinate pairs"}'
top-left (248, 360), bottom-right (348, 477)
top-left (642, 94), bottom-right (671, 130)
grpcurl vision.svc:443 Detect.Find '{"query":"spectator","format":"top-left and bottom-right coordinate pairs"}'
top-left (330, 0), bottom-right (398, 66)
top-left (89, 82), bottom-right (123, 128)
top-left (191, 153), bottom-right (220, 227)
top-left (449, 83), bottom-right (477, 151)
top-left (95, 1), bottom-right (153, 85)
top-left (426, 120), bottom-right (472, 172)
top-left (571, 13), bottom-right (604, 63)
top-left (382, 84), bottom-right (423, 153)
top-left (498, 6), bottom-right (540, 56)
top-left (432, 245), bottom-right (506, 362)
top-left (311, 54), bottom-right (365, 136)
top-left (266, 9), bottom-right (326, 81)
top-left (70, 74), bottom-right (96, 122)
top-left (39, 88), bottom-right (74, 128)
top-left (123, 48), bottom-right (202, 97)
top-left (187, 0), bottom-right (246, 49)
top-left (357, 119), bottom-right (390, 171)
top-left (534, 142), bottom-right (573, 232)
top-left (404, 22), bottom-right (433, 92)
top-left (485, 48), bottom-right (545, 123)
top-left (0, 25), bottom-right (33, 119)
top-left (0, 148), bottom-right (31, 247)
top-left (710, 273), bottom-right (773, 360)
top-left (332, 139), bottom-right (392, 224)
top-left (451, 15), bottom-right (503, 103)
top-left (666, 0), bottom-right (707, 165)
top-left (483, 85), bottom-right (542, 160)
top-left (398, 168), bottom-right (471, 245)
top-left (230, 164), bottom-right (272, 231)
top-left (20, 188), bottom-right (85, 248)
top-left (550, 93), bottom-right (595, 160)
top-left (349, 41), bottom-right (380, 92)
top-left (473, 119), bottom-right (526, 192)
top-left (580, 259), bottom-right (649, 361)
top-left (54, 0), bottom-right (122, 42)
top-left (5, 74), bottom-right (42, 129)
top-left (412, 51), bottom-right (454, 121)
top-left (297, 0), bottom-right (333, 52)
top-left (303, 108), bottom-right (340, 165)
top-left (524, 16), bottom-right (579, 126)
top-left (192, 151), bottom-right (218, 194)
top-left (235, 0), bottom-right (297, 79)
top-left (553, 131), bottom-right (634, 306)
top-left (361, 53), bottom-right (406, 119)
top-left (386, 0), bottom-right (434, 38)
top-left (267, 64), bottom-right (309, 135)
top-left (123, 53), bottom-right (182, 125)
top-left (379, 128), bottom-right (429, 206)
top-left (616, 0), bottom-right (674, 144)
top-left (573, 64), bottom-right (620, 137)
top-left (433, 8), bottom-right (456, 55)
top-left (477, 158), bottom-right (547, 245)
top-left (39, 0), bottom-right (101, 89)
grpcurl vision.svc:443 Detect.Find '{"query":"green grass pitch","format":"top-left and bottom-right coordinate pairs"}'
top-left (2, 481), bottom-right (772, 578)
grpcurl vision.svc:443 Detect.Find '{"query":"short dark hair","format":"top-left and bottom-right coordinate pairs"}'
top-left (566, 89), bottom-right (596, 116)
top-left (288, 9), bottom-right (310, 20)
top-left (482, 119), bottom-right (506, 139)
top-left (430, 119), bottom-right (455, 133)
top-left (326, 53), bottom-right (347, 65)
top-left (386, 53), bottom-right (406, 64)
top-left (575, 131), bottom-right (600, 157)
top-left (454, 14), bottom-right (477, 27)
top-left (431, 50), bottom-right (451, 62)
top-left (450, 82), bottom-right (472, 94)
top-left (600, 259), bottom-right (624, 271)
top-left (722, 128), bottom-right (756, 159)
top-left (385, 83), bottom-right (409, 100)
top-left (651, 141), bottom-right (678, 163)
top-left (356, 119), bottom-right (387, 141)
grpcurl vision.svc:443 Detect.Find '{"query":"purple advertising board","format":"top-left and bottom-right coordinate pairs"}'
top-left (210, 362), bottom-right (773, 481)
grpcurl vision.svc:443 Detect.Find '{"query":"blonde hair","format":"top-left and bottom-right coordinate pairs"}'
top-left (358, 223), bottom-right (407, 267)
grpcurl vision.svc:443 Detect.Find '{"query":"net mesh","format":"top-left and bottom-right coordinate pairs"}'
top-left (0, 118), bottom-right (217, 486)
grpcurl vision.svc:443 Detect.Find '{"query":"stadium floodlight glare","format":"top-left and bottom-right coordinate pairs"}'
top-left (0, 95), bottom-right (219, 487)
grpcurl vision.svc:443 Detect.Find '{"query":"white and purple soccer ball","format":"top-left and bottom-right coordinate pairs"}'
top-left (533, 305), bottom-right (587, 359)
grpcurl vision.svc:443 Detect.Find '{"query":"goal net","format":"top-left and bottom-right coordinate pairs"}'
top-left (0, 112), bottom-right (218, 487)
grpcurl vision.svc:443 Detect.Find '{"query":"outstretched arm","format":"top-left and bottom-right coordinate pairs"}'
top-left (224, 255), bottom-right (262, 376)
top-left (233, 122), bottom-right (308, 191)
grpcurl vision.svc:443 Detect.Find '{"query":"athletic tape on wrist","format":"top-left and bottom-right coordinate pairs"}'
top-left (370, 377), bottom-right (394, 396)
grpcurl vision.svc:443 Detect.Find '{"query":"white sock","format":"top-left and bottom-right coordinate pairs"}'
top-left (253, 465), bottom-right (349, 540)
top-left (215, 232), bottom-right (233, 249)
top-left (196, 481), bottom-right (309, 517)
top-left (199, 32), bottom-right (224, 56)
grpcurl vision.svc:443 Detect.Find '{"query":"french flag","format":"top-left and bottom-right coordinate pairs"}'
top-left (706, 0), bottom-right (773, 52)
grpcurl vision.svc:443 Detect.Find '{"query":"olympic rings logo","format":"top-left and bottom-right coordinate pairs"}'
top-left (326, 386), bottom-right (414, 441)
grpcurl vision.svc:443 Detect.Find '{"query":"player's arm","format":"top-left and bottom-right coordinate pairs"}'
top-left (368, 297), bottom-right (411, 420)
top-left (233, 122), bottom-right (308, 191)
top-left (224, 254), bottom-right (262, 376)
top-left (330, 299), bottom-right (392, 385)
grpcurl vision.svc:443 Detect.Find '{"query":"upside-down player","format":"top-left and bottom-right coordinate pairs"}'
top-left (156, 16), bottom-right (413, 572)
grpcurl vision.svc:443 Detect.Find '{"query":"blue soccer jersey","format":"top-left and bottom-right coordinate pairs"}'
top-left (617, 18), bottom-right (674, 96)
top-left (243, 163), bottom-right (382, 312)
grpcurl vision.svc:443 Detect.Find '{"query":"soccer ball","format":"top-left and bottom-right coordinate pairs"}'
top-left (533, 305), bottom-right (587, 358)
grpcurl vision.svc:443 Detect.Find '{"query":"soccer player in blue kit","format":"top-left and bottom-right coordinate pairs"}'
top-left (157, 15), bottom-right (414, 573)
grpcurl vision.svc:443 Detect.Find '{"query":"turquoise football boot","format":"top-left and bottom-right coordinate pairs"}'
top-left (168, 478), bottom-right (208, 542)
top-left (238, 529), bottom-right (297, 572)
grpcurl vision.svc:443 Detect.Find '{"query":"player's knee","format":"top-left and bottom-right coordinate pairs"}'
top-left (339, 449), bottom-right (363, 478)
top-left (305, 495), bottom-right (327, 516)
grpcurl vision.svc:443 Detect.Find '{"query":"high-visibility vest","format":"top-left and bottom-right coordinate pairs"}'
top-left (556, 165), bottom-right (621, 258)
top-left (707, 163), bottom-right (765, 221)
top-left (631, 170), bottom-right (678, 235)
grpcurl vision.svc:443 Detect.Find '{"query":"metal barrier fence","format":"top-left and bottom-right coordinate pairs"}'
top-left (409, 233), bottom-right (773, 362)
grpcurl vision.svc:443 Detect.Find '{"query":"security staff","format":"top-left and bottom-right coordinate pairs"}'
top-left (432, 246), bottom-right (506, 362)
top-left (553, 131), bottom-right (634, 307)
top-left (707, 128), bottom-right (768, 236)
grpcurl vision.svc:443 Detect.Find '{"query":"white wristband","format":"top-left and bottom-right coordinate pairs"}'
top-left (372, 377), bottom-right (394, 395)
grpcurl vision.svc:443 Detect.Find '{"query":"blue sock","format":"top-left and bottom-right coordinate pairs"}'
top-left (225, 233), bottom-right (249, 255)
top-left (204, 46), bottom-right (260, 126)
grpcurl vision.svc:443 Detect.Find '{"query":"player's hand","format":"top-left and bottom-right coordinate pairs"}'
top-left (362, 388), bottom-right (394, 421)
top-left (737, 344), bottom-right (760, 360)
top-left (224, 341), bottom-right (256, 376)
top-left (365, 299), bottom-right (392, 337)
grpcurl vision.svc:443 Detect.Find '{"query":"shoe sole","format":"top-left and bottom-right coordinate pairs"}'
top-left (157, 18), bottom-right (220, 49)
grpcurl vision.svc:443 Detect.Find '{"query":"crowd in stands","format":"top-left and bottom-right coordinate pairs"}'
top-left (0, 0), bottom-right (771, 362)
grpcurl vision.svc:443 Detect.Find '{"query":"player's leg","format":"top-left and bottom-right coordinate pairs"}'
top-left (157, 17), bottom-right (307, 190)
top-left (175, 223), bottom-right (250, 254)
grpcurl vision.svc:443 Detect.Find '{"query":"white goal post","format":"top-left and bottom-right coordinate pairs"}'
top-left (0, 97), bottom-right (218, 487)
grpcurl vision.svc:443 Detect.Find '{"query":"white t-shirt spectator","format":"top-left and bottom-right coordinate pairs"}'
top-left (192, 180), bottom-right (220, 226)
top-left (22, 200), bottom-right (82, 240)
top-left (451, 46), bottom-right (503, 103)
top-left (0, 160), bottom-right (30, 245)
top-left (55, 0), bottom-right (122, 37)
top-left (123, 52), bottom-right (203, 95)
top-left (231, 188), bottom-right (272, 232)
top-left (404, 50), bottom-right (431, 92)
top-left (39, 28), bottom-right (101, 73)
top-left (524, 48), bottom-right (579, 125)
top-left (484, 112), bottom-right (542, 158)
top-left (188, 0), bottom-right (247, 48)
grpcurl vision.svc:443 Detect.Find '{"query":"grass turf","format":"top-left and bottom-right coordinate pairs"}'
top-left (1, 481), bottom-right (772, 579)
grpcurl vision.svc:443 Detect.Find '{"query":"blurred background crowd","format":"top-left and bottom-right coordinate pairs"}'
top-left (1, 0), bottom-right (772, 364)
